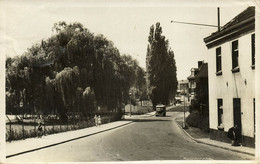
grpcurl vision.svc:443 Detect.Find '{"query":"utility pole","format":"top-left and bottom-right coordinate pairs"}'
top-left (218, 7), bottom-right (221, 31)
top-left (171, 8), bottom-right (221, 29)
top-left (183, 89), bottom-right (188, 129)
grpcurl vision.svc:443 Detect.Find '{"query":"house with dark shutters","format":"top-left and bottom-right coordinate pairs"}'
top-left (186, 61), bottom-right (209, 130)
top-left (194, 61), bottom-right (209, 118)
top-left (176, 80), bottom-right (189, 104)
top-left (187, 67), bottom-right (198, 101)
top-left (204, 7), bottom-right (255, 147)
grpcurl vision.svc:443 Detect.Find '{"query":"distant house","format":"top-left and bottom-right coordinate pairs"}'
top-left (186, 61), bottom-right (209, 130)
top-left (178, 80), bottom-right (189, 91)
top-left (176, 80), bottom-right (189, 103)
top-left (204, 7), bottom-right (255, 147)
top-left (187, 62), bottom-right (206, 101)
top-left (177, 80), bottom-right (189, 93)
top-left (187, 68), bottom-right (198, 100)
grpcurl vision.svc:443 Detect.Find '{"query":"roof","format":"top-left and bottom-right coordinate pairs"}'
top-left (196, 63), bottom-right (208, 78)
top-left (204, 7), bottom-right (255, 48)
top-left (195, 63), bottom-right (208, 83)
top-left (220, 7), bottom-right (254, 30)
top-left (187, 67), bottom-right (199, 80)
top-left (187, 75), bottom-right (196, 80)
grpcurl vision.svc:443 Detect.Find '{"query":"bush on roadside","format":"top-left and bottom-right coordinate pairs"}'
top-left (198, 116), bottom-right (209, 132)
top-left (186, 111), bottom-right (200, 127)
top-left (186, 112), bottom-right (209, 132)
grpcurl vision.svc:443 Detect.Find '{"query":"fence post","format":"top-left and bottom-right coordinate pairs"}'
top-left (59, 114), bottom-right (62, 131)
top-left (43, 115), bottom-right (46, 136)
top-left (71, 113), bottom-right (75, 130)
top-left (52, 115), bottom-right (55, 134)
top-left (6, 115), bottom-right (12, 142)
top-left (21, 115), bottom-right (24, 140)
top-left (34, 115), bottom-right (36, 137)
top-left (66, 113), bottom-right (68, 131)
top-left (73, 113), bottom-right (75, 129)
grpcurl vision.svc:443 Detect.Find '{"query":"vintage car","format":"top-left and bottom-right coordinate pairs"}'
top-left (155, 104), bottom-right (166, 117)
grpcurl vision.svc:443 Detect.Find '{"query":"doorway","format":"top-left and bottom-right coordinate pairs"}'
top-left (233, 98), bottom-right (241, 137)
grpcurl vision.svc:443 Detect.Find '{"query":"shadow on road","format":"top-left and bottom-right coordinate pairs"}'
top-left (123, 118), bottom-right (171, 122)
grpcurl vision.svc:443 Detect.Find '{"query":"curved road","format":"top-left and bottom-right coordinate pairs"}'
top-left (7, 111), bottom-right (254, 162)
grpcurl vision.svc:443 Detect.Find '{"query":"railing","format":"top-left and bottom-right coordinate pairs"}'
top-left (6, 112), bottom-right (121, 142)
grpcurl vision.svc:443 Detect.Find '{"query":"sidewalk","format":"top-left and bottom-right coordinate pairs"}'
top-left (174, 117), bottom-right (255, 156)
top-left (6, 120), bottom-right (134, 158)
top-left (6, 111), bottom-right (156, 158)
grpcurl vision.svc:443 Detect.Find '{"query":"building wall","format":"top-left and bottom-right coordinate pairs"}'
top-left (208, 32), bottom-right (255, 138)
top-left (178, 80), bottom-right (189, 91)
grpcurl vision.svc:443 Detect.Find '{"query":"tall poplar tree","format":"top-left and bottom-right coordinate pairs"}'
top-left (146, 22), bottom-right (178, 110)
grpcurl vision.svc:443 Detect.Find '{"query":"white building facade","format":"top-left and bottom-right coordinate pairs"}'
top-left (204, 7), bottom-right (255, 147)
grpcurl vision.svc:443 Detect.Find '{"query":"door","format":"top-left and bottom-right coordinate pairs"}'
top-left (233, 98), bottom-right (241, 136)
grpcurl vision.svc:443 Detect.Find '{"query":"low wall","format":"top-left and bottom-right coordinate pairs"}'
top-left (209, 129), bottom-right (255, 148)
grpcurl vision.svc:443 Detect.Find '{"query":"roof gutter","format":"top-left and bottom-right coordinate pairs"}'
top-left (204, 16), bottom-right (255, 46)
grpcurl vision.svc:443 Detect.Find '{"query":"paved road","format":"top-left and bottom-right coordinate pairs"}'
top-left (7, 111), bottom-right (254, 162)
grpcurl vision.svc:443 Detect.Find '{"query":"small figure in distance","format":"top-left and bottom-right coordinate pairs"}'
top-left (94, 114), bottom-right (98, 127)
top-left (98, 115), bottom-right (102, 127)
top-left (37, 122), bottom-right (43, 138)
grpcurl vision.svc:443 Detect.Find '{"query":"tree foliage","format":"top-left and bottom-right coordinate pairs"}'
top-left (146, 22), bottom-right (178, 109)
top-left (6, 21), bottom-right (146, 118)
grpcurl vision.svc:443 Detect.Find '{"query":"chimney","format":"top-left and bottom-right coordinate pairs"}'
top-left (198, 61), bottom-right (203, 68)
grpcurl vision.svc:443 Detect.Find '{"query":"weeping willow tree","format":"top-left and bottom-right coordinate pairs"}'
top-left (6, 21), bottom-right (145, 118)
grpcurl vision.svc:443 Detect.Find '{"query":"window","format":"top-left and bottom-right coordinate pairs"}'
top-left (251, 34), bottom-right (255, 69)
top-left (190, 81), bottom-right (195, 88)
top-left (217, 99), bottom-right (223, 129)
top-left (191, 70), bottom-right (195, 76)
top-left (192, 82), bottom-right (196, 88)
top-left (232, 40), bottom-right (239, 72)
top-left (216, 47), bottom-right (222, 75)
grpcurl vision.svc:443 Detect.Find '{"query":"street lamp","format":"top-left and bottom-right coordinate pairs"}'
top-left (183, 89), bottom-right (188, 129)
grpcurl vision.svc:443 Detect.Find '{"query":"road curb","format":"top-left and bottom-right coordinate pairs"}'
top-left (174, 118), bottom-right (255, 156)
top-left (6, 121), bottom-right (134, 158)
top-left (193, 138), bottom-right (254, 156)
top-left (174, 118), bottom-right (197, 141)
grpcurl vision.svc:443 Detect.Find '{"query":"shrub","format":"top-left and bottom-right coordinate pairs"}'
top-left (186, 111), bottom-right (200, 127)
top-left (186, 111), bottom-right (209, 132)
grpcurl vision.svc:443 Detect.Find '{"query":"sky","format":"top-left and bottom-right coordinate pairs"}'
top-left (0, 0), bottom-right (255, 80)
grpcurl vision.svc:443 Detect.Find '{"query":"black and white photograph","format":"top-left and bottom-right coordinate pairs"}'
top-left (0, 0), bottom-right (259, 163)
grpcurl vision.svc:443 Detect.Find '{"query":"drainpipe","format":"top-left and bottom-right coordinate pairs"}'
top-left (218, 7), bottom-right (220, 31)
top-left (255, 3), bottom-right (260, 157)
